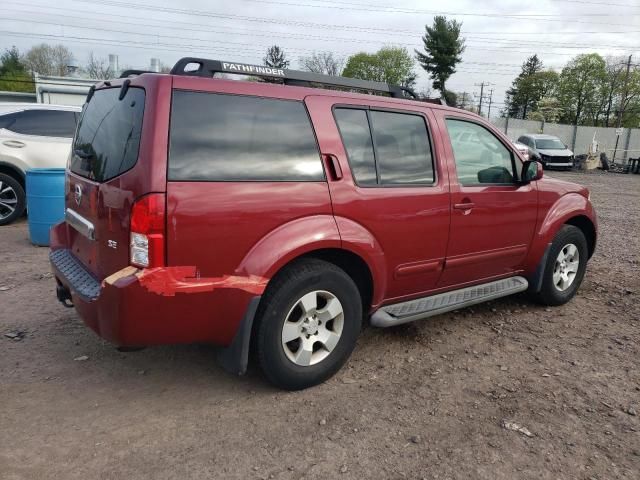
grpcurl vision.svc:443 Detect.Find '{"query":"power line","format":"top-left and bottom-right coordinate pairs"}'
top-left (238, 0), bottom-right (639, 17)
top-left (2, 13), bottom-right (634, 54)
top-left (9, 3), bottom-right (639, 38)
top-left (73, 0), bottom-right (640, 28)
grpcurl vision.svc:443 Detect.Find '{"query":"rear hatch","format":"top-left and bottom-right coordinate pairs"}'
top-left (66, 85), bottom-right (146, 280)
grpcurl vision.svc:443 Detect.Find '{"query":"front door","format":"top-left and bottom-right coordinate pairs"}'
top-left (437, 114), bottom-right (538, 288)
top-left (305, 96), bottom-right (451, 303)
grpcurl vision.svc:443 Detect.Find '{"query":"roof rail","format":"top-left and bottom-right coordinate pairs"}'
top-left (119, 69), bottom-right (155, 78)
top-left (170, 57), bottom-right (418, 99)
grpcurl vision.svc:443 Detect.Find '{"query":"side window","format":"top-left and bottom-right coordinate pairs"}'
top-left (446, 119), bottom-right (515, 185)
top-left (370, 111), bottom-right (434, 185)
top-left (333, 109), bottom-right (377, 185)
top-left (8, 110), bottom-right (77, 138)
top-left (334, 107), bottom-right (434, 186)
top-left (517, 136), bottom-right (527, 146)
top-left (169, 91), bottom-right (323, 182)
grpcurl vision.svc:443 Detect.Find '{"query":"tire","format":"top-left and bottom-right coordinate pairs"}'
top-left (0, 173), bottom-right (26, 226)
top-left (255, 258), bottom-right (362, 390)
top-left (531, 225), bottom-right (588, 306)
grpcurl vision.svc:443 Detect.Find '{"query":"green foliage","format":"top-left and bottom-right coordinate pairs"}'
top-left (343, 47), bottom-right (417, 89)
top-left (505, 55), bottom-right (559, 119)
top-left (0, 46), bottom-right (34, 93)
top-left (527, 97), bottom-right (562, 123)
top-left (415, 16), bottom-right (465, 96)
top-left (557, 53), bottom-right (607, 125)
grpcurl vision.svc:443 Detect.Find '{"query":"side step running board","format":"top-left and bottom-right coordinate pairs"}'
top-left (371, 276), bottom-right (528, 328)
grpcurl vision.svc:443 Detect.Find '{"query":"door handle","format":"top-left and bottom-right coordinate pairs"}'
top-left (323, 154), bottom-right (343, 180)
top-left (453, 202), bottom-right (475, 210)
top-left (2, 140), bottom-right (25, 148)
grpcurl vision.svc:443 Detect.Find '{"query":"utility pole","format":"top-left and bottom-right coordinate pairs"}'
top-left (475, 82), bottom-right (492, 117)
top-left (460, 91), bottom-right (469, 109)
top-left (487, 89), bottom-right (495, 119)
top-left (613, 55), bottom-right (634, 163)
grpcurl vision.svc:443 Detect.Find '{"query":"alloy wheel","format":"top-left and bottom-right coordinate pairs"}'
top-left (281, 290), bottom-right (344, 367)
top-left (0, 180), bottom-right (18, 221)
top-left (552, 243), bottom-right (580, 292)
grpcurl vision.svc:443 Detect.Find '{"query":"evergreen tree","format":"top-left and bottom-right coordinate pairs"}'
top-left (415, 16), bottom-right (465, 98)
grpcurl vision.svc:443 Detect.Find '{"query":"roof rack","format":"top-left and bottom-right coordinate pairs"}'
top-left (169, 57), bottom-right (418, 99)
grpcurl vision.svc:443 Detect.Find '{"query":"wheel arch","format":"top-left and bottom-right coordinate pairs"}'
top-left (565, 214), bottom-right (596, 258)
top-left (0, 161), bottom-right (25, 189)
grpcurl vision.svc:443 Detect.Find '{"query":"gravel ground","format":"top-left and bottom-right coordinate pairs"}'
top-left (1, 171), bottom-right (639, 480)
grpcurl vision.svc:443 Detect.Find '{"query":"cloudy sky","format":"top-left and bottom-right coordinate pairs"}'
top-left (1, 0), bottom-right (639, 114)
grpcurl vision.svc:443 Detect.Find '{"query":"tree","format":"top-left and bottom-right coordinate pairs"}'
top-left (504, 55), bottom-right (559, 119)
top-left (263, 45), bottom-right (289, 69)
top-left (299, 51), bottom-right (343, 76)
top-left (597, 56), bottom-right (627, 127)
top-left (0, 46), bottom-right (34, 93)
top-left (527, 97), bottom-right (562, 123)
top-left (22, 44), bottom-right (73, 76)
top-left (84, 52), bottom-right (114, 79)
top-left (557, 53), bottom-right (607, 125)
top-left (343, 47), bottom-right (417, 89)
top-left (415, 16), bottom-right (465, 97)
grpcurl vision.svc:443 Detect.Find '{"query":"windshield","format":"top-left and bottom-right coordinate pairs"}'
top-left (70, 87), bottom-right (145, 182)
top-left (535, 138), bottom-right (565, 150)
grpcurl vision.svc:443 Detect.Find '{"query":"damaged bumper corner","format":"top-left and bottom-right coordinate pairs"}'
top-left (51, 249), bottom-right (268, 353)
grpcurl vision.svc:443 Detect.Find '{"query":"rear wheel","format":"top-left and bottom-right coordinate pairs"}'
top-left (0, 173), bottom-right (25, 226)
top-left (532, 225), bottom-right (588, 306)
top-left (256, 259), bottom-right (362, 390)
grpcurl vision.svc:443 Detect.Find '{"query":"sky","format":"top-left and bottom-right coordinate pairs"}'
top-left (1, 0), bottom-right (639, 115)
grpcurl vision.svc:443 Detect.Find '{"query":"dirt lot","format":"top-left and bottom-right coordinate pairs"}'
top-left (1, 171), bottom-right (639, 480)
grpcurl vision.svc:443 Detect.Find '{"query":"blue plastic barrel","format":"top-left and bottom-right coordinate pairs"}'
top-left (26, 168), bottom-right (66, 246)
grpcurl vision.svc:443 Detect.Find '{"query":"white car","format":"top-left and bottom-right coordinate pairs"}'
top-left (0, 103), bottom-right (81, 225)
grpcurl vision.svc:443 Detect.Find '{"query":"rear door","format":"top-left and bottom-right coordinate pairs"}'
top-left (66, 85), bottom-right (148, 280)
top-left (437, 114), bottom-right (538, 287)
top-left (305, 95), bottom-right (450, 302)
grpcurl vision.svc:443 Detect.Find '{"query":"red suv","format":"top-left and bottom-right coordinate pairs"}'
top-left (50, 58), bottom-right (597, 390)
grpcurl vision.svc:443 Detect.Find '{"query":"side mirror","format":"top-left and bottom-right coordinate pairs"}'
top-left (521, 160), bottom-right (543, 183)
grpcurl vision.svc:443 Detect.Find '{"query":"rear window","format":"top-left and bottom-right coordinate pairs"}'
top-left (168, 91), bottom-right (323, 182)
top-left (70, 87), bottom-right (145, 182)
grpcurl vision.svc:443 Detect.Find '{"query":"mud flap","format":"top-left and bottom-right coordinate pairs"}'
top-left (530, 243), bottom-right (552, 293)
top-left (217, 296), bottom-right (261, 376)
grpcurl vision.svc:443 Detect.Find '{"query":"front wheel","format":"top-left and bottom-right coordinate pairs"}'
top-left (255, 259), bottom-right (362, 390)
top-left (531, 225), bottom-right (588, 306)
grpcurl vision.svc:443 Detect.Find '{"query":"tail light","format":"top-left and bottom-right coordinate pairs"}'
top-left (130, 193), bottom-right (166, 268)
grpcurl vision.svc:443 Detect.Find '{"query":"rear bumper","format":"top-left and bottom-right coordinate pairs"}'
top-left (50, 224), bottom-right (267, 352)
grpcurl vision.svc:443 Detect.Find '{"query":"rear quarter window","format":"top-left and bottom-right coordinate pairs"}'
top-left (70, 87), bottom-right (145, 182)
top-left (168, 91), bottom-right (323, 182)
top-left (4, 109), bottom-right (77, 138)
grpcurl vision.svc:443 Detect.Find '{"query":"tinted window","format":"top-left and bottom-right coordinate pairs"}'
top-left (0, 112), bottom-right (18, 130)
top-left (446, 119), bottom-right (515, 185)
top-left (370, 111), bottom-right (433, 185)
top-left (169, 91), bottom-right (323, 181)
top-left (334, 108), bottom-right (376, 185)
top-left (70, 87), bottom-right (145, 182)
top-left (517, 136), bottom-right (528, 146)
top-left (7, 109), bottom-right (77, 138)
